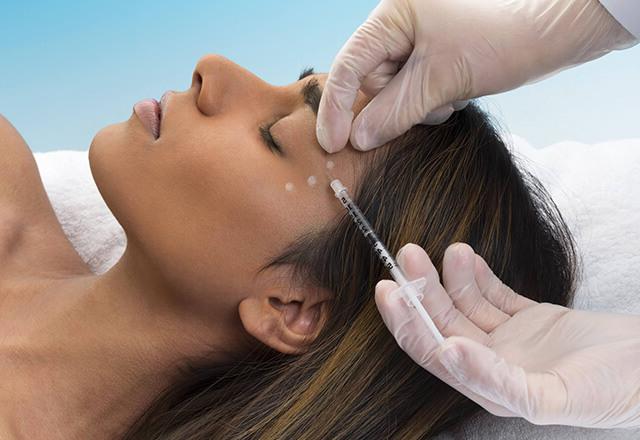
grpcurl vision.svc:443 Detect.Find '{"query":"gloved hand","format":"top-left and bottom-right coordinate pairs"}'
top-left (375, 242), bottom-right (640, 428)
top-left (317, 0), bottom-right (638, 153)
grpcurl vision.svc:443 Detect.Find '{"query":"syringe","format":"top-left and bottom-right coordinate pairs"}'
top-left (330, 179), bottom-right (444, 345)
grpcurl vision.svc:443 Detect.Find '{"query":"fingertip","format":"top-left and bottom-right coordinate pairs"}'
top-left (441, 335), bottom-right (466, 349)
top-left (438, 336), bottom-right (475, 365)
top-left (439, 336), bottom-right (454, 349)
top-left (316, 92), bottom-right (354, 153)
top-left (422, 105), bottom-right (455, 125)
top-left (396, 243), bottom-right (432, 275)
top-left (438, 338), bottom-right (462, 361)
top-left (375, 279), bottom-right (399, 305)
top-left (316, 124), bottom-right (341, 153)
top-left (452, 100), bottom-right (470, 111)
top-left (443, 242), bottom-right (474, 269)
top-left (375, 279), bottom-right (403, 326)
top-left (396, 243), bottom-right (426, 267)
top-left (398, 242), bottom-right (425, 256)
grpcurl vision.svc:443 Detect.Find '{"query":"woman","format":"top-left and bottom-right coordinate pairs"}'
top-left (0, 54), bottom-right (576, 439)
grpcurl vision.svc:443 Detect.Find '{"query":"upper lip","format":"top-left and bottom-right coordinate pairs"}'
top-left (159, 91), bottom-right (172, 133)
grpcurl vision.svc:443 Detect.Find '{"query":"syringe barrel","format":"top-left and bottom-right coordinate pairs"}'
top-left (331, 179), bottom-right (444, 345)
top-left (333, 183), bottom-right (406, 284)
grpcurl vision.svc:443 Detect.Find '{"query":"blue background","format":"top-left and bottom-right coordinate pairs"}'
top-left (1, 0), bottom-right (638, 152)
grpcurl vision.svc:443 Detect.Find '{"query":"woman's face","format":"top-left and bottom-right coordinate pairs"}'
top-left (89, 55), bottom-right (372, 351)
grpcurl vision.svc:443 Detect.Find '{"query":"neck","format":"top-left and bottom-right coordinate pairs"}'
top-left (0, 243), bottom-right (241, 439)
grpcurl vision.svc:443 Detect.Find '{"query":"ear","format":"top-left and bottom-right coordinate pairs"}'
top-left (238, 266), bottom-right (332, 355)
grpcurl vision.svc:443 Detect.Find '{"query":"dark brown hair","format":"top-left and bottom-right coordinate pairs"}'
top-left (121, 103), bottom-right (577, 439)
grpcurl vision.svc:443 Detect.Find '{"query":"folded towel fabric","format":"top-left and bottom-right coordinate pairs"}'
top-left (508, 135), bottom-right (640, 316)
top-left (33, 150), bottom-right (125, 275)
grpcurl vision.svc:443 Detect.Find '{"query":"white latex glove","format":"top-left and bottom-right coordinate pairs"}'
top-left (375, 242), bottom-right (640, 428)
top-left (317, 0), bottom-right (638, 153)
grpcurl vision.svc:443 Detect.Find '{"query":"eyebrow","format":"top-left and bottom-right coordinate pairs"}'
top-left (298, 67), bottom-right (314, 80)
top-left (301, 78), bottom-right (322, 116)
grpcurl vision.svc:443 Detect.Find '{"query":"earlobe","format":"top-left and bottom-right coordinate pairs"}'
top-left (238, 284), bottom-right (331, 355)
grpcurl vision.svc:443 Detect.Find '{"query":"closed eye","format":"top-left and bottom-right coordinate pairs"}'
top-left (258, 67), bottom-right (315, 157)
top-left (259, 122), bottom-right (284, 156)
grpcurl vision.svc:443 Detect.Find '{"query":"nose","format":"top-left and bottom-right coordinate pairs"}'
top-left (191, 54), bottom-right (271, 117)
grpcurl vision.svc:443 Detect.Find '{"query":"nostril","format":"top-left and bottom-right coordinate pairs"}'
top-left (192, 71), bottom-right (203, 90)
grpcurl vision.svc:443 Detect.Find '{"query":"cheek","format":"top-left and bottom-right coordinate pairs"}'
top-left (166, 121), bottom-right (291, 227)
top-left (121, 118), bottom-right (306, 295)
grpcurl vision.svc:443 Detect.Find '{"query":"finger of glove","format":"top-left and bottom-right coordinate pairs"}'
top-left (349, 55), bottom-right (423, 151)
top-left (373, 247), bottom-right (487, 369)
top-left (438, 336), bottom-right (527, 418)
top-left (442, 243), bottom-right (510, 333)
top-left (375, 278), bottom-right (441, 362)
top-left (474, 254), bottom-right (538, 316)
top-left (396, 244), bottom-right (489, 344)
top-left (350, 53), bottom-right (455, 151)
top-left (360, 60), bottom-right (401, 97)
top-left (420, 100), bottom-right (470, 125)
top-left (452, 100), bottom-right (470, 111)
top-left (375, 282), bottom-right (516, 418)
top-left (375, 280), bottom-right (514, 417)
top-left (316, 16), bottom-right (395, 154)
top-left (421, 104), bottom-right (455, 125)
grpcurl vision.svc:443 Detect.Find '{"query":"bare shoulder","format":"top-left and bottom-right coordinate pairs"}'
top-left (0, 114), bottom-right (89, 278)
top-left (0, 114), bottom-right (53, 218)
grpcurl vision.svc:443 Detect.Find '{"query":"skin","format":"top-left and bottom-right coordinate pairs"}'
top-left (0, 55), bottom-right (373, 439)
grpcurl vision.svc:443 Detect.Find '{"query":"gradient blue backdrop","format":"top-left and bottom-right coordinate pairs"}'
top-left (1, 0), bottom-right (638, 152)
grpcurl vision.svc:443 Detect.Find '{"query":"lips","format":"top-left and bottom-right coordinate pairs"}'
top-left (133, 98), bottom-right (161, 139)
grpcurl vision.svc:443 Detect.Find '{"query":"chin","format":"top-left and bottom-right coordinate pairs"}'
top-left (88, 120), bottom-right (139, 228)
top-left (89, 122), bottom-right (121, 187)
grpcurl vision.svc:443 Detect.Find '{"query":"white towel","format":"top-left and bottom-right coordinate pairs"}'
top-left (508, 135), bottom-right (640, 316)
top-left (33, 138), bottom-right (640, 439)
top-left (33, 150), bottom-right (126, 275)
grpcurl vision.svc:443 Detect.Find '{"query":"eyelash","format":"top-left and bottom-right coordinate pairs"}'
top-left (259, 123), bottom-right (284, 155)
